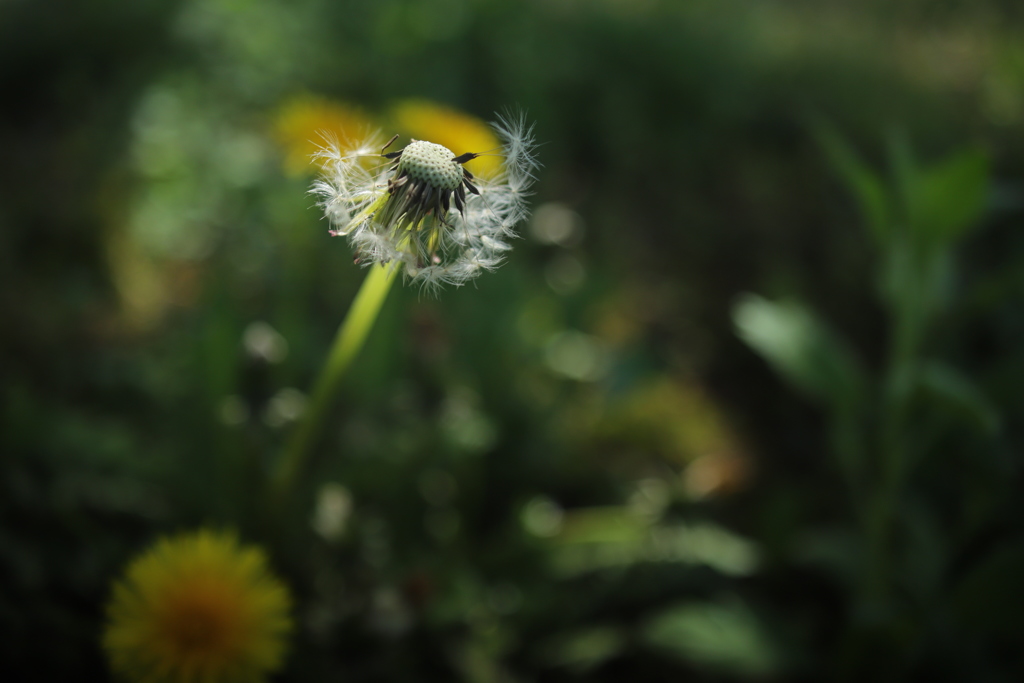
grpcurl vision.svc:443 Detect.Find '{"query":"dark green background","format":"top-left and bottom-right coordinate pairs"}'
top-left (3, 0), bottom-right (1024, 680)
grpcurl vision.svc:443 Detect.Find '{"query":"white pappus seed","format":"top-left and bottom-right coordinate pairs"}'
top-left (311, 111), bottom-right (539, 290)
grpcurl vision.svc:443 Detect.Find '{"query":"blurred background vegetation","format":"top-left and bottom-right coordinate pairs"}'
top-left (4, 0), bottom-right (1024, 680)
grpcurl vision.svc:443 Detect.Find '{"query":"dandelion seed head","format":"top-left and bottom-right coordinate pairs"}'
top-left (311, 109), bottom-right (539, 288)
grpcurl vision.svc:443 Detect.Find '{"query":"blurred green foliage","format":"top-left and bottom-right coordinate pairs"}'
top-left (3, 0), bottom-right (1024, 680)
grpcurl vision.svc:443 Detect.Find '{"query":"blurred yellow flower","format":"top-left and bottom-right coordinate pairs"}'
top-left (274, 95), bottom-right (372, 176)
top-left (103, 530), bottom-right (292, 683)
top-left (390, 100), bottom-right (502, 177)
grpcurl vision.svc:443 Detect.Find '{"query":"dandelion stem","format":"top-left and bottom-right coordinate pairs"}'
top-left (270, 263), bottom-right (399, 509)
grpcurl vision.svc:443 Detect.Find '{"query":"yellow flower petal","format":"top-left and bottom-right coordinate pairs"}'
top-left (103, 530), bottom-right (292, 683)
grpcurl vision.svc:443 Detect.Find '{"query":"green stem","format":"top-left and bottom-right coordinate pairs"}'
top-left (861, 256), bottom-right (923, 605)
top-left (270, 263), bottom-right (399, 509)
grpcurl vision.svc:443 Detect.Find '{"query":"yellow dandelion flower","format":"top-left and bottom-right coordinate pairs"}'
top-left (390, 99), bottom-right (502, 177)
top-left (274, 95), bottom-right (373, 176)
top-left (103, 530), bottom-right (293, 683)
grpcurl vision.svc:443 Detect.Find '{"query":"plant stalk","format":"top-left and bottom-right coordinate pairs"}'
top-left (270, 263), bottom-right (398, 510)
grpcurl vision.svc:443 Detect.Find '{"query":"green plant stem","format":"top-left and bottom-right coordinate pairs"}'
top-left (861, 265), bottom-right (924, 605)
top-left (270, 263), bottom-right (398, 510)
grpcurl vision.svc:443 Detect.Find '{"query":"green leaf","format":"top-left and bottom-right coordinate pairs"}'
top-left (909, 147), bottom-right (989, 247)
top-left (536, 626), bottom-right (626, 672)
top-left (918, 361), bottom-right (1001, 435)
top-left (886, 127), bottom-right (918, 229)
top-left (551, 510), bottom-right (760, 578)
top-left (814, 123), bottom-right (892, 246)
top-left (642, 599), bottom-right (781, 676)
top-left (733, 295), bottom-right (867, 413)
